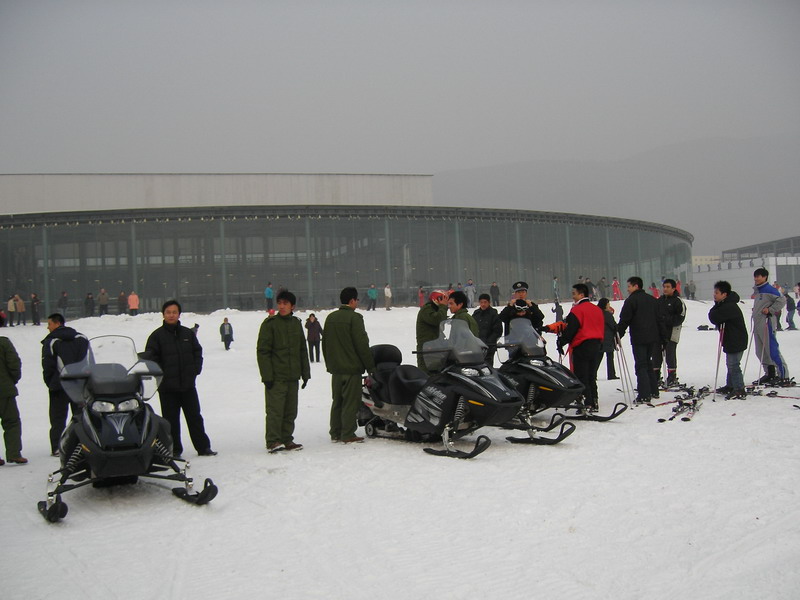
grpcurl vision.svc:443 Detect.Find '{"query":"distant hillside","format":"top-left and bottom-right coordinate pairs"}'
top-left (433, 135), bottom-right (800, 255)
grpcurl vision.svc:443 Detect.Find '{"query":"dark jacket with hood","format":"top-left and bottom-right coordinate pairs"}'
top-left (144, 321), bottom-right (203, 392)
top-left (41, 326), bottom-right (89, 391)
top-left (708, 291), bottom-right (748, 353)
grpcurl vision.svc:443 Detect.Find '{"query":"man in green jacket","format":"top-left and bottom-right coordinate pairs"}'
top-left (0, 336), bottom-right (27, 465)
top-left (415, 289), bottom-right (449, 372)
top-left (448, 291), bottom-right (480, 336)
top-left (257, 290), bottom-right (310, 453)
top-left (322, 287), bottom-right (375, 444)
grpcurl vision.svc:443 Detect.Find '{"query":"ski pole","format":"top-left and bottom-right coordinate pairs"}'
top-left (712, 324), bottom-right (724, 401)
top-left (742, 314), bottom-right (755, 384)
top-left (615, 334), bottom-right (634, 408)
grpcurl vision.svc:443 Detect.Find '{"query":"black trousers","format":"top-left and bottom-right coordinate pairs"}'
top-left (572, 339), bottom-right (602, 407)
top-left (158, 388), bottom-right (211, 455)
top-left (632, 341), bottom-right (660, 398)
top-left (308, 340), bottom-right (321, 362)
top-left (49, 389), bottom-right (77, 454)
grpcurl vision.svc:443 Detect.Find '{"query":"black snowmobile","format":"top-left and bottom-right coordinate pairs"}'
top-left (497, 319), bottom-right (627, 427)
top-left (359, 319), bottom-right (523, 458)
top-left (38, 335), bottom-right (218, 523)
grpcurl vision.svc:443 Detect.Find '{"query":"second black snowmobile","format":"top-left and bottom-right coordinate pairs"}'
top-left (37, 335), bottom-right (218, 523)
top-left (496, 319), bottom-right (627, 430)
top-left (359, 319), bottom-right (523, 458)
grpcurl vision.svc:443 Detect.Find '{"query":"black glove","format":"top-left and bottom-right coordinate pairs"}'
top-left (265, 381), bottom-right (273, 390)
top-left (301, 379), bottom-right (308, 389)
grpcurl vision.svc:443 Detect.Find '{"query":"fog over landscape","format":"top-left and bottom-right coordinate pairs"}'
top-left (1, 1), bottom-right (799, 254)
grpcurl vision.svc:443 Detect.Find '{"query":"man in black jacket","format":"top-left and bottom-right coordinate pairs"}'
top-left (499, 281), bottom-right (545, 335)
top-left (472, 294), bottom-right (503, 366)
top-left (708, 281), bottom-right (748, 398)
top-left (654, 278), bottom-right (686, 387)
top-left (617, 277), bottom-right (666, 403)
top-left (145, 300), bottom-right (216, 457)
top-left (41, 313), bottom-right (89, 455)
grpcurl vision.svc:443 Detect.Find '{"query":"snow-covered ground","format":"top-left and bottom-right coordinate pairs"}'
top-left (2, 299), bottom-right (799, 600)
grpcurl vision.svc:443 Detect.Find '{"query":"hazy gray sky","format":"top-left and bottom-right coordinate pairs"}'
top-left (2, 0), bottom-right (798, 175)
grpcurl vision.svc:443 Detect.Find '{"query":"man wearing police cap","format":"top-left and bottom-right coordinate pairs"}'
top-left (499, 281), bottom-right (545, 336)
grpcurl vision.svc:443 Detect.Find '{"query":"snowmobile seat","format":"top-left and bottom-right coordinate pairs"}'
top-left (370, 344), bottom-right (402, 388)
top-left (388, 365), bottom-right (428, 404)
top-left (88, 363), bottom-right (140, 397)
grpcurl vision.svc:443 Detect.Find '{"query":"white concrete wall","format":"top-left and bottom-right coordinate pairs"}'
top-left (0, 173), bottom-right (433, 215)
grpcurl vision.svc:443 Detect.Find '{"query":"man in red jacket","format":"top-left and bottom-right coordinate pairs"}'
top-left (557, 283), bottom-right (605, 412)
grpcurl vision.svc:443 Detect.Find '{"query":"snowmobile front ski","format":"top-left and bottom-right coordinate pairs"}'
top-left (423, 435), bottom-right (492, 459)
top-left (506, 420), bottom-right (576, 445)
top-left (172, 478), bottom-right (219, 505)
top-left (563, 402), bottom-right (628, 422)
top-left (37, 495), bottom-right (68, 523)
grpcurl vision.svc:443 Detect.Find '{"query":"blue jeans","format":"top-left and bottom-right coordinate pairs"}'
top-left (726, 351), bottom-right (744, 390)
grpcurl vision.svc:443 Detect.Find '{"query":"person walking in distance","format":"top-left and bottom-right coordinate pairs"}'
top-left (305, 313), bottom-right (323, 362)
top-left (322, 287), bottom-right (375, 444)
top-left (383, 283), bottom-right (392, 310)
top-left (219, 317), bottom-right (234, 350)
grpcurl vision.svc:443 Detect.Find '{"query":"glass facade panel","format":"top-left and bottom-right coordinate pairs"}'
top-left (0, 206), bottom-right (692, 313)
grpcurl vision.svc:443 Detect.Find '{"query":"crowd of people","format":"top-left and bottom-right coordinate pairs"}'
top-left (0, 269), bottom-right (794, 465)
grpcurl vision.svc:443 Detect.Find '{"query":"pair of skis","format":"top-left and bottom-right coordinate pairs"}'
top-left (657, 388), bottom-right (709, 422)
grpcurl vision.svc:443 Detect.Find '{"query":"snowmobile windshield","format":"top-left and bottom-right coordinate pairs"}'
top-left (421, 319), bottom-right (487, 371)
top-left (498, 319), bottom-right (547, 359)
top-left (60, 336), bottom-right (163, 406)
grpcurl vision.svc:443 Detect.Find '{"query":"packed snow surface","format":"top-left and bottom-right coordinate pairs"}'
top-left (2, 300), bottom-right (799, 599)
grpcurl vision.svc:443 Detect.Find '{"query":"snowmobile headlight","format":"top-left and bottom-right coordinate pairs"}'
top-left (91, 400), bottom-right (116, 413)
top-left (529, 359), bottom-right (545, 367)
top-left (480, 367), bottom-right (492, 376)
top-left (117, 399), bottom-right (140, 412)
top-left (460, 367), bottom-right (480, 377)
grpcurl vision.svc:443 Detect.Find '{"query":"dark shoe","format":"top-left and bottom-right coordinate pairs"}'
top-left (634, 395), bottom-right (650, 404)
top-left (267, 442), bottom-right (285, 453)
top-left (284, 442), bottom-right (303, 451)
top-left (7, 456), bottom-right (28, 464)
top-left (198, 449), bottom-right (218, 456)
top-left (51, 450), bottom-right (59, 457)
top-left (651, 391), bottom-right (660, 399)
top-left (0, 458), bottom-right (4, 466)
top-left (728, 389), bottom-right (747, 399)
top-left (716, 385), bottom-right (733, 394)
top-left (341, 436), bottom-right (365, 444)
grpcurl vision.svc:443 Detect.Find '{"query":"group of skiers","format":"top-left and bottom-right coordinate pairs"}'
top-left (0, 268), bottom-right (793, 467)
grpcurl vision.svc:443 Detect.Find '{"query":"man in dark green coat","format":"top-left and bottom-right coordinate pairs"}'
top-left (0, 336), bottom-right (27, 465)
top-left (415, 289), bottom-right (449, 372)
top-left (257, 290), bottom-right (310, 453)
top-left (322, 287), bottom-right (375, 443)
top-left (448, 291), bottom-right (480, 336)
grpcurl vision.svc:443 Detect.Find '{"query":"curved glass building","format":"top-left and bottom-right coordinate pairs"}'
top-left (0, 174), bottom-right (692, 313)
